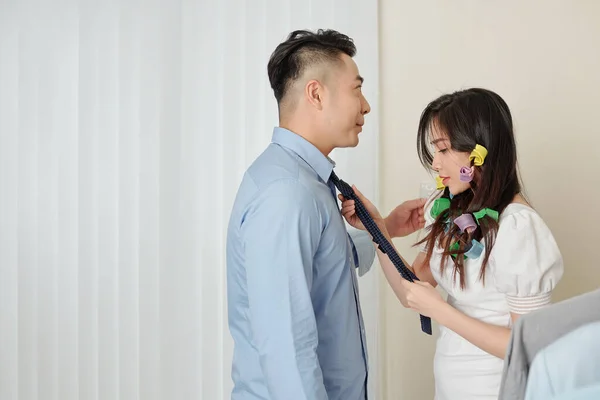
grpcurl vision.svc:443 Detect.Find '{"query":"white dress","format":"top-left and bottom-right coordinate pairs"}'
top-left (423, 202), bottom-right (564, 400)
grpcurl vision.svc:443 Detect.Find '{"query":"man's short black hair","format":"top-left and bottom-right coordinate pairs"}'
top-left (267, 29), bottom-right (356, 105)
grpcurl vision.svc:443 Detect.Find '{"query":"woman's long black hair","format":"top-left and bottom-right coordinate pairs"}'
top-left (416, 88), bottom-right (522, 289)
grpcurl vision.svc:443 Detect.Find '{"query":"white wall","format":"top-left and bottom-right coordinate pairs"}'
top-left (0, 1), bottom-right (380, 399)
top-left (378, 1), bottom-right (600, 399)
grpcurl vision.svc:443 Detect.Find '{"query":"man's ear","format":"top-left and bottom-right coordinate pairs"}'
top-left (305, 79), bottom-right (324, 111)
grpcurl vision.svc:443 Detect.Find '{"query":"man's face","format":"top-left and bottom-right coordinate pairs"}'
top-left (321, 54), bottom-right (371, 150)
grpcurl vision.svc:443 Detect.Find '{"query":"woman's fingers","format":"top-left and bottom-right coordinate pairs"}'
top-left (341, 205), bottom-right (355, 216)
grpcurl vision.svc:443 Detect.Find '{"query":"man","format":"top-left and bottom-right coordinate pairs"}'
top-left (226, 29), bottom-right (425, 400)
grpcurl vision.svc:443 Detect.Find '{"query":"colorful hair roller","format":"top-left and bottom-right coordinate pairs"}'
top-left (473, 208), bottom-right (499, 224)
top-left (459, 166), bottom-right (474, 182)
top-left (469, 144), bottom-right (488, 166)
top-left (449, 241), bottom-right (465, 259)
top-left (430, 198), bottom-right (451, 219)
top-left (464, 239), bottom-right (484, 259)
top-left (435, 175), bottom-right (445, 190)
top-left (453, 214), bottom-right (477, 233)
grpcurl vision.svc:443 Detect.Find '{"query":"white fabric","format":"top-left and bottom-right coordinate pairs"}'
top-left (0, 1), bottom-right (381, 399)
top-left (423, 201), bottom-right (564, 400)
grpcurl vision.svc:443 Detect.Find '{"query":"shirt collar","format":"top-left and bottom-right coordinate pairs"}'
top-left (271, 127), bottom-right (335, 182)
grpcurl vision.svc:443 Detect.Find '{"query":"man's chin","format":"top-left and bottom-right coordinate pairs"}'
top-left (346, 135), bottom-right (361, 148)
top-left (334, 135), bottom-right (360, 150)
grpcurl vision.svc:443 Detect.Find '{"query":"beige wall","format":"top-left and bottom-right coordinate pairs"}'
top-left (378, 1), bottom-right (600, 398)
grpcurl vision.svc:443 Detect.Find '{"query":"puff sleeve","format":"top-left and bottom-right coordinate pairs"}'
top-left (491, 207), bottom-right (564, 314)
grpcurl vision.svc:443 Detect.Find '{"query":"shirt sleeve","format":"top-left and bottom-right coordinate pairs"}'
top-left (491, 208), bottom-right (564, 314)
top-left (348, 228), bottom-right (376, 277)
top-left (241, 178), bottom-right (328, 400)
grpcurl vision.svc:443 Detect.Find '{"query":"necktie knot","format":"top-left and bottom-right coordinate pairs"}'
top-left (329, 170), bottom-right (339, 185)
top-left (329, 170), bottom-right (353, 198)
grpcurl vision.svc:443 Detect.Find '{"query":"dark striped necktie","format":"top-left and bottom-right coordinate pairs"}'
top-left (329, 170), bottom-right (432, 335)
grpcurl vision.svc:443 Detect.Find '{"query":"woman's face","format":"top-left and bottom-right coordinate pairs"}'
top-left (430, 127), bottom-right (472, 196)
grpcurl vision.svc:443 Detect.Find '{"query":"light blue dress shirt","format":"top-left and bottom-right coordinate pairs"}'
top-left (551, 384), bottom-right (600, 400)
top-left (525, 321), bottom-right (600, 400)
top-left (226, 127), bottom-right (376, 400)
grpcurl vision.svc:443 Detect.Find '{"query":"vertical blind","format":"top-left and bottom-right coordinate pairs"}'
top-left (0, 0), bottom-right (380, 398)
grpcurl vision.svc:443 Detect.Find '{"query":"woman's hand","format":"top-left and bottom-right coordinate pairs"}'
top-left (338, 185), bottom-right (384, 231)
top-left (384, 198), bottom-right (427, 238)
top-left (400, 280), bottom-right (447, 319)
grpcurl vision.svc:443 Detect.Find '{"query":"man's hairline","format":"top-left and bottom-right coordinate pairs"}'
top-left (278, 53), bottom-right (352, 109)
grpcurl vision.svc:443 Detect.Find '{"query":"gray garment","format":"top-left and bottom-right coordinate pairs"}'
top-left (498, 288), bottom-right (600, 400)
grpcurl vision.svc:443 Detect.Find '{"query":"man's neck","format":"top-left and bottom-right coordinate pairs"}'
top-left (279, 121), bottom-right (331, 156)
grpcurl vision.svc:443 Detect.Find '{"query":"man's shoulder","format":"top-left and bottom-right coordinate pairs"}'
top-left (231, 143), bottom-right (330, 219)
top-left (246, 143), bottom-right (320, 191)
top-left (242, 144), bottom-right (295, 186)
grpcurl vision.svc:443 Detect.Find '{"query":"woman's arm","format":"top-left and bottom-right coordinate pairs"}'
top-left (411, 252), bottom-right (437, 287)
top-left (370, 219), bottom-right (437, 288)
top-left (397, 277), bottom-right (523, 359)
top-left (375, 247), bottom-right (437, 289)
top-left (372, 220), bottom-right (519, 359)
top-left (338, 187), bottom-right (520, 359)
top-left (432, 304), bottom-right (521, 359)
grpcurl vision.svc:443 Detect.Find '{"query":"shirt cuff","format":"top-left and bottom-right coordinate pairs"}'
top-left (506, 292), bottom-right (552, 314)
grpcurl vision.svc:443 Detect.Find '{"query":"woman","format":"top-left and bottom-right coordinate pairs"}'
top-left (340, 88), bottom-right (564, 399)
